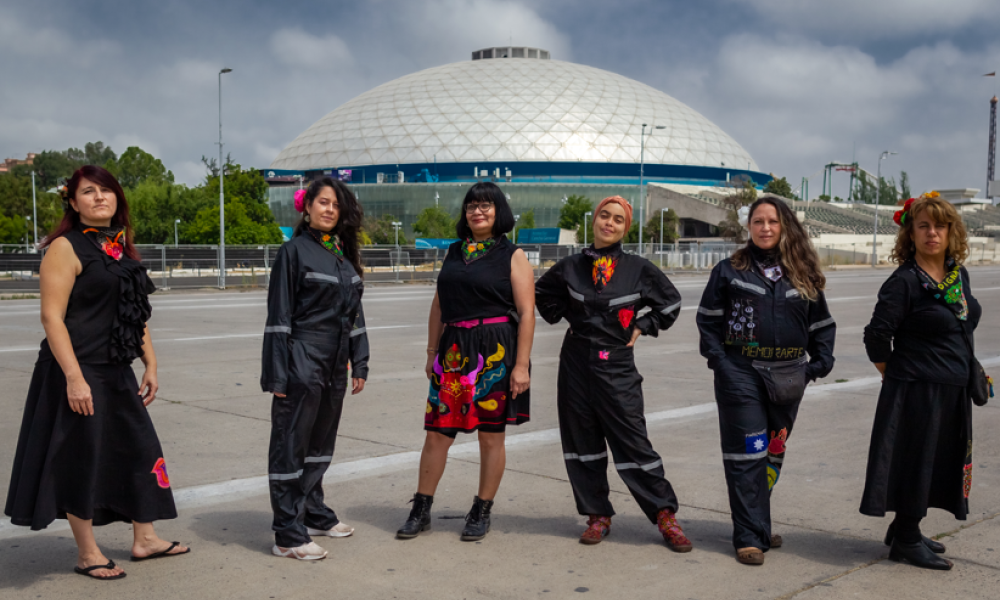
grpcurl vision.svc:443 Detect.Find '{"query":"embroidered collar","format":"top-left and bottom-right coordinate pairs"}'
top-left (912, 257), bottom-right (968, 321)
top-left (583, 243), bottom-right (622, 292)
top-left (80, 224), bottom-right (125, 261)
top-left (748, 241), bottom-right (783, 282)
top-left (462, 236), bottom-right (497, 264)
top-left (307, 227), bottom-right (344, 258)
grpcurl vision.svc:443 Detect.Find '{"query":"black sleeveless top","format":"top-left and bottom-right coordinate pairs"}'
top-left (437, 235), bottom-right (518, 323)
top-left (39, 229), bottom-right (155, 365)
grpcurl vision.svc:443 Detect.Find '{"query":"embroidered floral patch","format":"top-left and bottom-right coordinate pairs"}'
top-left (82, 227), bottom-right (125, 260)
top-left (599, 350), bottom-right (610, 360)
top-left (152, 457), bottom-right (170, 489)
top-left (462, 237), bottom-right (496, 263)
top-left (963, 463), bottom-right (973, 498)
top-left (308, 228), bottom-right (344, 257)
top-left (768, 428), bottom-right (788, 455)
top-left (618, 306), bottom-right (635, 329)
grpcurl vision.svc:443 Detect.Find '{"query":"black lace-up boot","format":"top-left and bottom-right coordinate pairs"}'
top-left (396, 493), bottom-right (433, 539)
top-left (460, 496), bottom-right (494, 541)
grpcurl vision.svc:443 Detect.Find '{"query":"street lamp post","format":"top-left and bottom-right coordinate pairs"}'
top-left (30, 172), bottom-right (38, 249)
top-left (24, 217), bottom-right (31, 251)
top-left (660, 207), bottom-right (669, 269)
top-left (513, 213), bottom-right (520, 243)
top-left (583, 211), bottom-right (592, 247)
top-left (871, 150), bottom-right (897, 267)
top-left (218, 67), bottom-right (232, 289)
top-left (392, 221), bottom-right (402, 282)
top-left (638, 124), bottom-right (666, 256)
top-left (175, 219), bottom-right (181, 247)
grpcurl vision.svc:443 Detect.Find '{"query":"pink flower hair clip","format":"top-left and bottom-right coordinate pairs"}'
top-left (294, 189), bottom-right (307, 213)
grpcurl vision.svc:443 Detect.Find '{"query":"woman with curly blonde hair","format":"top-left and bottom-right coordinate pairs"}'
top-left (697, 197), bottom-right (836, 565)
top-left (861, 192), bottom-right (982, 571)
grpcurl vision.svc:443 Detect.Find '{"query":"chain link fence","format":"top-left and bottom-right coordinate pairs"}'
top-left (3, 240), bottom-right (998, 293)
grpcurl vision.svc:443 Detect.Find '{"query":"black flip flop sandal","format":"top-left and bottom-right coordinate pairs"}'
top-left (130, 541), bottom-right (191, 562)
top-left (74, 560), bottom-right (126, 580)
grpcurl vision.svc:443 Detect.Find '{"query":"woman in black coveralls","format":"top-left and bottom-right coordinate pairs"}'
top-left (535, 195), bottom-right (692, 551)
top-left (861, 193), bottom-right (982, 571)
top-left (696, 197), bottom-right (835, 565)
top-left (262, 178), bottom-right (370, 560)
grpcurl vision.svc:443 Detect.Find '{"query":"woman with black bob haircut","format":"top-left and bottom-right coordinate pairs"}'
top-left (396, 182), bottom-right (535, 542)
top-left (261, 177), bottom-right (370, 560)
top-left (6, 165), bottom-right (188, 581)
top-left (860, 192), bottom-right (983, 571)
top-left (696, 196), bottom-right (836, 565)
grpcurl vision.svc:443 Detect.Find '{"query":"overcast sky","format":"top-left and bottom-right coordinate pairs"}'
top-left (3, 0), bottom-right (1000, 199)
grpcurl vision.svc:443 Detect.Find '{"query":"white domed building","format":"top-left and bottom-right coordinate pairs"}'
top-left (266, 47), bottom-right (768, 236)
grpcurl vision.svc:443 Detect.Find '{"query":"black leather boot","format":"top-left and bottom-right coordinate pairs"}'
top-left (883, 521), bottom-right (946, 554)
top-left (460, 496), bottom-right (493, 541)
top-left (396, 493), bottom-right (433, 539)
top-left (888, 539), bottom-right (953, 570)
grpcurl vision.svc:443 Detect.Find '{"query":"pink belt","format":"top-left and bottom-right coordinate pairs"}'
top-left (447, 316), bottom-right (511, 328)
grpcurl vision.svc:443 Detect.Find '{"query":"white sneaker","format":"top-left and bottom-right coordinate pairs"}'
top-left (307, 522), bottom-right (354, 538)
top-left (272, 542), bottom-right (328, 560)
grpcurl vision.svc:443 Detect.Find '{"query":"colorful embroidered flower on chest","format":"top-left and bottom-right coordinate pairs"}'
top-left (462, 237), bottom-right (495, 262)
top-left (592, 256), bottom-right (617, 287)
top-left (83, 228), bottom-right (124, 260)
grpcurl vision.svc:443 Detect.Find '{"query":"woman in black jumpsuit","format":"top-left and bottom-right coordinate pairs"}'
top-left (535, 195), bottom-right (692, 551)
top-left (861, 194), bottom-right (982, 571)
top-left (696, 197), bottom-right (835, 565)
top-left (261, 178), bottom-right (370, 560)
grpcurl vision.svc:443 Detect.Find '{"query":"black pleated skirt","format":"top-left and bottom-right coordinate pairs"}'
top-left (4, 358), bottom-right (177, 530)
top-left (860, 377), bottom-right (972, 520)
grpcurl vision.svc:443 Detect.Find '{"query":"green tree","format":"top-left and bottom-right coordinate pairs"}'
top-left (514, 209), bottom-right (536, 242)
top-left (899, 171), bottom-right (911, 201)
top-left (717, 178), bottom-right (758, 242)
top-left (763, 176), bottom-right (793, 199)
top-left (625, 209), bottom-right (679, 245)
top-left (113, 147), bottom-right (175, 188)
top-left (128, 181), bottom-right (214, 244)
top-left (412, 206), bottom-right (455, 239)
top-left (185, 165), bottom-right (283, 244)
top-left (854, 172), bottom-right (876, 204)
top-left (557, 194), bottom-right (593, 230)
top-left (0, 212), bottom-right (28, 244)
top-left (363, 214), bottom-right (409, 245)
top-left (28, 150), bottom-right (79, 189)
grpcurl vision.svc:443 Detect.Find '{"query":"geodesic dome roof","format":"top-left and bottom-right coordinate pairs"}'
top-left (269, 56), bottom-right (758, 171)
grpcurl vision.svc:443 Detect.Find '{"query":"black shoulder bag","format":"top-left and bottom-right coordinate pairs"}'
top-left (960, 324), bottom-right (993, 406)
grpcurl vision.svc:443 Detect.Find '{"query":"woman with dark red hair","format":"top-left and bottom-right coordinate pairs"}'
top-left (4, 166), bottom-right (187, 580)
top-left (534, 196), bottom-right (691, 552)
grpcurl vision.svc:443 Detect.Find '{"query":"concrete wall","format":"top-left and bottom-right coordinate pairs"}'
top-left (647, 183), bottom-right (729, 235)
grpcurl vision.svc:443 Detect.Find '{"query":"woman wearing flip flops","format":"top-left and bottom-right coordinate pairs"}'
top-left (4, 166), bottom-right (189, 580)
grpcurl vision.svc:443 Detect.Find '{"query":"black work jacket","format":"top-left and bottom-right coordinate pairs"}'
top-left (535, 248), bottom-right (683, 346)
top-left (260, 234), bottom-right (370, 394)
top-left (696, 258), bottom-right (835, 381)
top-left (863, 261), bottom-right (981, 385)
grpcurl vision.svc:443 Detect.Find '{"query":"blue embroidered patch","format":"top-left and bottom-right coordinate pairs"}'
top-left (745, 431), bottom-right (767, 454)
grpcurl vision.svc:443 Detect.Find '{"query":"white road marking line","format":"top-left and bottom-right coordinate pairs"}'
top-left (1, 355), bottom-right (998, 540)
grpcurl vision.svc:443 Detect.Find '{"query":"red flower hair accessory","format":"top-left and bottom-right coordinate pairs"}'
top-left (294, 189), bottom-right (307, 213)
top-left (893, 197), bottom-right (916, 226)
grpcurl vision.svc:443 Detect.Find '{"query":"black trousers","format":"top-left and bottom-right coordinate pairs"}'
top-left (557, 334), bottom-right (678, 523)
top-left (268, 336), bottom-right (347, 547)
top-left (714, 355), bottom-right (801, 551)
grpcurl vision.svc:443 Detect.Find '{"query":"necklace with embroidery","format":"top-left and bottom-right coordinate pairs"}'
top-left (307, 227), bottom-right (344, 258)
top-left (462, 236), bottom-right (496, 264)
top-left (583, 243), bottom-right (621, 292)
top-left (913, 257), bottom-right (968, 321)
top-left (80, 224), bottom-right (125, 261)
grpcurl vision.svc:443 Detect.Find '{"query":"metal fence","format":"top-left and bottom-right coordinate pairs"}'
top-left (2, 240), bottom-right (998, 293)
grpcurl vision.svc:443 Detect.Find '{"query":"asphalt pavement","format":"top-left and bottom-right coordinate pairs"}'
top-left (0, 267), bottom-right (998, 599)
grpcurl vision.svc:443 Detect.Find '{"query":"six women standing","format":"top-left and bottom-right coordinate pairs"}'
top-left (261, 178), bottom-right (370, 560)
top-left (861, 192), bottom-right (982, 571)
top-left (5, 166), bottom-right (188, 580)
top-left (4, 176), bottom-right (990, 574)
top-left (396, 182), bottom-right (535, 542)
top-left (535, 196), bottom-right (691, 550)
top-left (696, 197), bottom-right (836, 565)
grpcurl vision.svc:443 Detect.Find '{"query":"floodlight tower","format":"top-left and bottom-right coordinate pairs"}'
top-left (988, 96), bottom-right (997, 202)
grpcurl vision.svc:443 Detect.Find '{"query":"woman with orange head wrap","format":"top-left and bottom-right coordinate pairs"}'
top-left (535, 196), bottom-right (692, 551)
